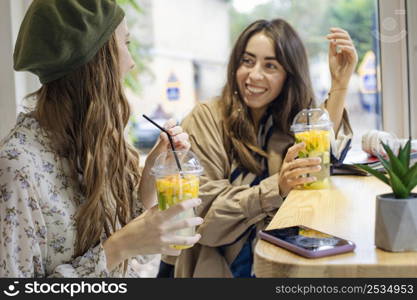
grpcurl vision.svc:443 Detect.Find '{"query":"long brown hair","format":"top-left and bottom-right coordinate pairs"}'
top-left (221, 19), bottom-right (315, 175)
top-left (31, 33), bottom-right (141, 261)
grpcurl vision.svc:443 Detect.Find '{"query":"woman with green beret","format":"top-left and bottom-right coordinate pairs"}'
top-left (0, 0), bottom-right (202, 277)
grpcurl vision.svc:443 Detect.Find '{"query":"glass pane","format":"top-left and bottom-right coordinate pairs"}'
top-left (230, 0), bottom-right (382, 149)
top-left (122, 0), bottom-right (381, 156)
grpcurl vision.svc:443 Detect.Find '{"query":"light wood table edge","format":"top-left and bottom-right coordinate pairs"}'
top-left (254, 240), bottom-right (416, 278)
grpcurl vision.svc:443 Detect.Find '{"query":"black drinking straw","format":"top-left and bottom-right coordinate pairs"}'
top-left (142, 114), bottom-right (183, 173)
top-left (307, 98), bottom-right (313, 126)
top-left (306, 99), bottom-right (313, 177)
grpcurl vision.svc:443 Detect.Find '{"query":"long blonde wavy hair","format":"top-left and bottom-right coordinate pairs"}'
top-left (31, 33), bottom-right (141, 260)
top-left (221, 19), bottom-right (316, 175)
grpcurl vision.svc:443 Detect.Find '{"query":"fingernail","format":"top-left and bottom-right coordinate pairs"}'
top-left (198, 217), bottom-right (204, 224)
top-left (196, 198), bottom-right (202, 205)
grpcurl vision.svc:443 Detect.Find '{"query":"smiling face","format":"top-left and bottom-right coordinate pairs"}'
top-left (236, 32), bottom-right (287, 120)
top-left (115, 18), bottom-right (135, 77)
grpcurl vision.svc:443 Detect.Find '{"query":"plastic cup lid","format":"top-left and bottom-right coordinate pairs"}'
top-left (150, 150), bottom-right (204, 177)
top-left (290, 108), bottom-right (333, 132)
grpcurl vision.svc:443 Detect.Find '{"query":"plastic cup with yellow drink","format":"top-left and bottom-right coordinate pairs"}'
top-left (290, 108), bottom-right (332, 189)
top-left (150, 150), bottom-right (203, 250)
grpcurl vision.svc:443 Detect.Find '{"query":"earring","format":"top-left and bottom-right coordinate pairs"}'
top-left (233, 90), bottom-right (238, 95)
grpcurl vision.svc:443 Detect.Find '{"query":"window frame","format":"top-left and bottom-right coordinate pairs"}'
top-left (378, 0), bottom-right (414, 138)
top-left (406, 0), bottom-right (417, 138)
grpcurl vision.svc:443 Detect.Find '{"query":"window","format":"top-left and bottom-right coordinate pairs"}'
top-left (122, 0), bottom-right (416, 156)
top-left (121, 0), bottom-right (229, 157)
top-left (230, 0), bottom-right (382, 149)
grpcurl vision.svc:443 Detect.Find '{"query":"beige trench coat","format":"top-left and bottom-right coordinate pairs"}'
top-left (168, 99), bottom-right (352, 277)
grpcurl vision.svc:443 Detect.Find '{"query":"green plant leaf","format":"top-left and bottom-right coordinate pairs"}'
top-left (381, 142), bottom-right (407, 179)
top-left (403, 162), bottom-right (417, 187)
top-left (354, 164), bottom-right (390, 185)
top-left (398, 139), bottom-right (411, 168)
top-left (387, 169), bottom-right (409, 198)
top-left (406, 162), bottom-right (417, 193)
top-left (375, 153), bottom-right (392, 173)
top-left (407, 176), bottom-right (417, 194)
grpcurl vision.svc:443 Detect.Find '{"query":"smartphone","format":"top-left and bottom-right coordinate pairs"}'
top-left (258, 225), bottom-right (355, 258)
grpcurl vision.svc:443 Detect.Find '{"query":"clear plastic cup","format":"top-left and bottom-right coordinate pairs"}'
top-left (150, 150), bottom-right (203, 249)
top-left (290, 108), bottom-right (332, 189)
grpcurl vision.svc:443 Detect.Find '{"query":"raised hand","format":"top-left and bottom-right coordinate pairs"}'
top-left (326, 27), bottom-right (358, 89)
top-left (148, 119), bottom-right (190, 162)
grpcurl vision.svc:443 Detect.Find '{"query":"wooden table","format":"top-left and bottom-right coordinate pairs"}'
top-left (254, 176), bottom-right (417, 277)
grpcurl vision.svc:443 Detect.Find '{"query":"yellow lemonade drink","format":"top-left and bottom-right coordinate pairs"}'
top-left (155, 174), bottom-right (200, 249)
top-left (291, 108), bottom-right (332, 190)
top-left (151, 150), bottom-right (203, 250)
top-left (295, 129), bottom-right (330, 189)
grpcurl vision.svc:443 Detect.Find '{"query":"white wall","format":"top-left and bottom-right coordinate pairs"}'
top-left (0, 0), bottom-right (17, 139)
top-left (0, 0), bottom-right (39, 139)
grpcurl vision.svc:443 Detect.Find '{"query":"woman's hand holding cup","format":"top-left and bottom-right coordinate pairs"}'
top-left (103, 198), bottom-right (203, 271)
top-left (278, 143), bottom-right (322, 197)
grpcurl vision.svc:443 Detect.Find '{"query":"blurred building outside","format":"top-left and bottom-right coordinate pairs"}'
top-left (124, 0), bottom-right (381, 161)
top-left (125, 0), bottom-right (230, 159)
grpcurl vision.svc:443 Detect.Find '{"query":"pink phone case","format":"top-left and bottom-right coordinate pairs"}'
top-left (258, 227), bottom-right (356, 258)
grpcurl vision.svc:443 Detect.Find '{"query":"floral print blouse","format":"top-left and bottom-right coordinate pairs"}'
top-left (0, 113), bottom-right (152, 277)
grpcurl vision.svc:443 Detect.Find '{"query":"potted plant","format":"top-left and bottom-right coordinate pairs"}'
top-left (356, 139), bottom-right (417, 252)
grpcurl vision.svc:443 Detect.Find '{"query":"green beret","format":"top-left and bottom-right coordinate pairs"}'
top-left (13, 0), bottom-right (125, 84)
